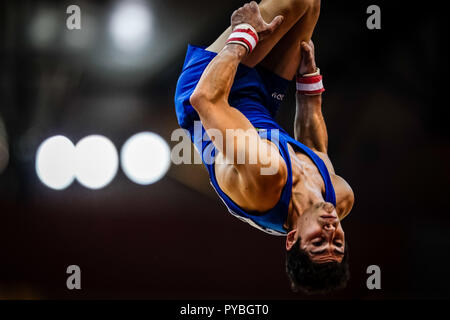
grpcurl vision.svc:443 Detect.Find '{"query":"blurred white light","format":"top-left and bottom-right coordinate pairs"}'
top-left (74, 135), bottom-right (118, 189)
top-left (121, 132), bottom-right (170, 185)
top-left (35, 136), bottom-right (75, 190)
top-left (109, 0), bottom-right (152, 52)
top-left (29, 8), bottom-right (59, 49)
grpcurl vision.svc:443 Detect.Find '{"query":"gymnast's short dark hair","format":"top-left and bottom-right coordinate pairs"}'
top-left (285, 237), bottom-right (350, 294)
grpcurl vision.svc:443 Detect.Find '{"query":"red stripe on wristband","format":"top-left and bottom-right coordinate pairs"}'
top-left (297, 88), bottom-right (325, 95)
top-left (296, 75), bottom-right (322, 84)
top-left (227, 37), bottom-right (253, 52)
top-left (296, 75), bottom-right (325, 95)
top-left (233, 28), bottom-right (258, 43)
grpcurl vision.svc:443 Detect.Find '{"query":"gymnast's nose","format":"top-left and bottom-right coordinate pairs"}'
top-left (323, 202), bottom-right (335, 213)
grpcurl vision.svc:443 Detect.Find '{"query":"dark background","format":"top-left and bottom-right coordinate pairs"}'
top-left (0, 0), bottom-right (448, 299)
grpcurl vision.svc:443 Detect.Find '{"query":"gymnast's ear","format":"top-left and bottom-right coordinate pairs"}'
top-left (286, 229), bottom-right (297, 251)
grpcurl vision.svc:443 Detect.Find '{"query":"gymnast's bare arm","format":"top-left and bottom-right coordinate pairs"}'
top-left (189, 3), bottom-right (287, 212)
top-left (294, 40), bottom-right (354, 219)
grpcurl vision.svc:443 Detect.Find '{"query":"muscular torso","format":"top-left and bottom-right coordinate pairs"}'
top-left (284, 143), bottom-right (353, 228)
top-left (215, 139), bottom-right (354, 226)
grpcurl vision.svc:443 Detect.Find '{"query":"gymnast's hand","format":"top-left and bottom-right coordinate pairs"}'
top-left (231, 1), bottom-right (284, 41)
top-left (299, 40), bottom-right (318, 75)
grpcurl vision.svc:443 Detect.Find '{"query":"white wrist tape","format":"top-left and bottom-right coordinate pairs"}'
top-left (226, 23), bottom-right (259, 53)
top-left (301, 67), bottom-right (321, 77)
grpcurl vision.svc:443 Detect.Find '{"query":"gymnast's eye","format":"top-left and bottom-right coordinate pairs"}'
top-left (312, 239), bottom-right (324, 247)
top-left (334, 241), bottom-right (343, 248)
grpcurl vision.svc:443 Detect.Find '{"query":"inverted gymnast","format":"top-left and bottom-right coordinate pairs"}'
top-left (175, 0), bottom-right (354, 293)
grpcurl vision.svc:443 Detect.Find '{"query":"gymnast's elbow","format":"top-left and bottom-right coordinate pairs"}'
top-left (190, 86), bottom-right (225, 112)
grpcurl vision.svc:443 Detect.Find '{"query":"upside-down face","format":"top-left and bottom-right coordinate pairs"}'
top-left (287, 202), bottom-right (345, 263)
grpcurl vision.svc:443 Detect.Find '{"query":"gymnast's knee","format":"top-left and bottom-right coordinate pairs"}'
top-left (295, 0), bottom-right (320, 13)
top-left (271, 0), bottom-right (320, 18)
